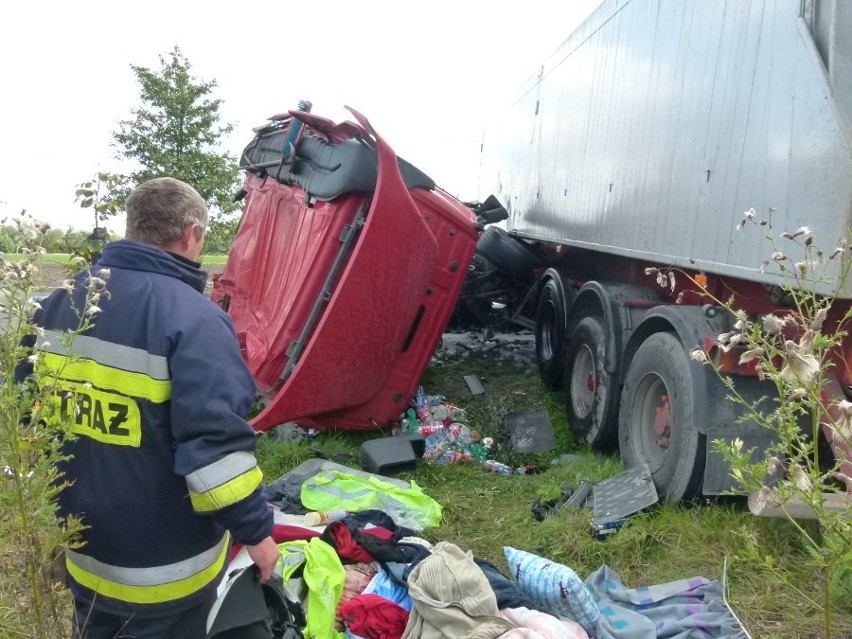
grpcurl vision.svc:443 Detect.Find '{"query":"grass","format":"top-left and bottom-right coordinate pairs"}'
top-left (255, 345), bottom-right (852, 639)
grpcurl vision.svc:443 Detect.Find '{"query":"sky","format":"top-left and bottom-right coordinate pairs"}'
top-left (0, 0), bottom-right (601, 233)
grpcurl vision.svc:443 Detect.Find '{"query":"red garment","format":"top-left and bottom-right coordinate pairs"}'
top-left (326, 521), bottom-right (375, 563)
top-left (339, 593), bottom-right (409, 639)
top-left (229, 524), bottom-right (320, 561)
top-left (359, 526), bottom-right (395, 542)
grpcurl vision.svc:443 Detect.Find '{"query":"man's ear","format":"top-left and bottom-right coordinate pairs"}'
top-left (178, 223), bottom-right (196, 249)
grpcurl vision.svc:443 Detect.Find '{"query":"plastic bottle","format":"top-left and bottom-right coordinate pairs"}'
top-left (431, 405), bottom-right (449, 423)
top-left (452, 424), bottom-right (472, 446)
top-left (415, 386), bottom-right (428, 410)
top-left (482, 460), bottom-right (513, 476)
top-left (303, 509), bottom-right (348, 527)
top-left (468, 443), bottom-right (490, 460)
top-left (449, 406), bottom-right (466, 422)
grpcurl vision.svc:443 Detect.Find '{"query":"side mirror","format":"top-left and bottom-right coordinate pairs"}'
top-left (478, 206), bottom-right (509, 225)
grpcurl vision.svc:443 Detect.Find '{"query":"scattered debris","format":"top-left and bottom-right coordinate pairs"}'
top-left (505, 410), bottom-right (555, 454)
top-left (402, 387), bottom-right (529, 475)
top-left (359, 436), bottom-right (421, 476)
top-left (463, 374), bottom-right (486, 395)
top-left (591, 464), bottom-right (659, 537)
top-left (431, 329), bottom-right (536, 368)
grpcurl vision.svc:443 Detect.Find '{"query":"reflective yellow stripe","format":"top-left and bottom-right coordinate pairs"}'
top-left (51, 380), bottom-right (143, 447)
top-left (38, 332), bottom-right (170, 382)
top-left (42, 352), bottom-right (171, 403)
top-left (65, 534), bottom-right (230, 604)
top-left (189, 466), bottom-right (264, 513)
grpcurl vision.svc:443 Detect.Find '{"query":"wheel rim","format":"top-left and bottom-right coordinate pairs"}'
top-left (538, 298), bottom-right (557, 361)
top-left (633, 372), bottom-right (672, 473)
top-left (570, 344), bottom-right (596, 419)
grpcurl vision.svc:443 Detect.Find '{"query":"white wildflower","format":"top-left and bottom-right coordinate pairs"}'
top-left (744, 208), bottom-right (756, 220)
top-left (795, 261), bottom-right (809, 277)
top-left (731, 438), bottom-right (744, 452)
top-left (771, 251), bottom-right (787, 262)
top-left (787, 387), bottom-right (807, 401)
top-left (28, 299), bottom-right (42, 311)
top-left (751, 485), bottom-right (781, 511)
top-left (668, 272), bottom-right (676, 292)
top-left (829, 246), bottom-right (844, 260)
top-left (26, 353), bottom-right (39, 364)
top-left (88, 277), bottom-right (106, 288)
top-left (656, 272), bottom-right (667, 288)
top-left (832, 400), bottom-right (852, 442)
top-left (761, 314), bottom-right (788, 334)
top-left (98, 268), bottom-right (111, 279)
top-left (791, 464), bottom-right (813, 492)
top-left (826, 472), bottom-right (852, 491)
top-left (644, 267), bottom-right (658, 276)
top-left (759, 260), bottom-right (769, 274)
top-left (62, 279), bottom-right (76, 294)
top-left (811, 307), bottom-right (829, 332)
top-left (689, 349), bottom-right (708, 363)
top-left (738, 347), bottom-right (764, 365)
top-left (733, 311), bottom-right (750, 332)
top-left (85, 306), bottom-right (102, 316)
top-left (722, 333), bottom-right (745, 351)
top-left (18, 219), bottom-right (38, 240)
top-left (675, 292), bottom-right (684, 305)
top-left (779, 331), bottom-right (820, 383)
top-left (767, 456), bottom-right (785, 478)
top-left (716, 331), bottom-right (734, 345)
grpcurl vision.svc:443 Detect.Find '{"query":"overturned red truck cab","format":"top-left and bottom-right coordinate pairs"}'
top-left (211, 107), bottom-right (479, 432)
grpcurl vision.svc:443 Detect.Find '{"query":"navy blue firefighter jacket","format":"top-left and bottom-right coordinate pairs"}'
top-left (29, 239), bottom-right (273, 617)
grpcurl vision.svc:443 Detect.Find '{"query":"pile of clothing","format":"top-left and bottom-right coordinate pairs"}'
top-left (209, 460), bottom-right (748, 639)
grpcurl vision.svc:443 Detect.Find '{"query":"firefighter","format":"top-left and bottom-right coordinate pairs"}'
top-left (30, 177), bottom-right (279, 638)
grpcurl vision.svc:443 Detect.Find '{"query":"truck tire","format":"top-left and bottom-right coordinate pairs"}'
top-left (535, 276), bottom-right (571, 387)
top-left (564, 317), bottom-right (619, 450)
top-left (475, 226), bottom-right (543, 284)
top-left (618, 332), bottom-right (705, 501)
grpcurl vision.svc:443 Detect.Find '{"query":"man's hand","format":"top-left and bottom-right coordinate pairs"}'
top-left (245, 536), bottom-right (279, 583)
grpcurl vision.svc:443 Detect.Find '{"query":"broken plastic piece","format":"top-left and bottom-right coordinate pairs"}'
top-left (464, 375), bottom-right (486, 395)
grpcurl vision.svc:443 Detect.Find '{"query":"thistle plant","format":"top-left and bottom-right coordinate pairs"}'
top-left (646, 207), bottom-right (852, 637)
top-left (0, 225), bottom-right (107, 638)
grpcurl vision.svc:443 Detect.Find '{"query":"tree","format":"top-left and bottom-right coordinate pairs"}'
top-left (75, 171), bottom-right (123, 230)
top-left (108, 47), bottom-right (242, 228)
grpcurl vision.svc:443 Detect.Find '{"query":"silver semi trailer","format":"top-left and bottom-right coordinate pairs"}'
top-left (477, 0), bottom-right (852, 500)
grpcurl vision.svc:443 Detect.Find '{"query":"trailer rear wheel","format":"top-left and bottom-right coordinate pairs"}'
top-left (535, 276), bottom-right (570, 387)
top-left (618, 332), bottom-right (705, 501)
top-left (564, 317), bottom-right (618, 450)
